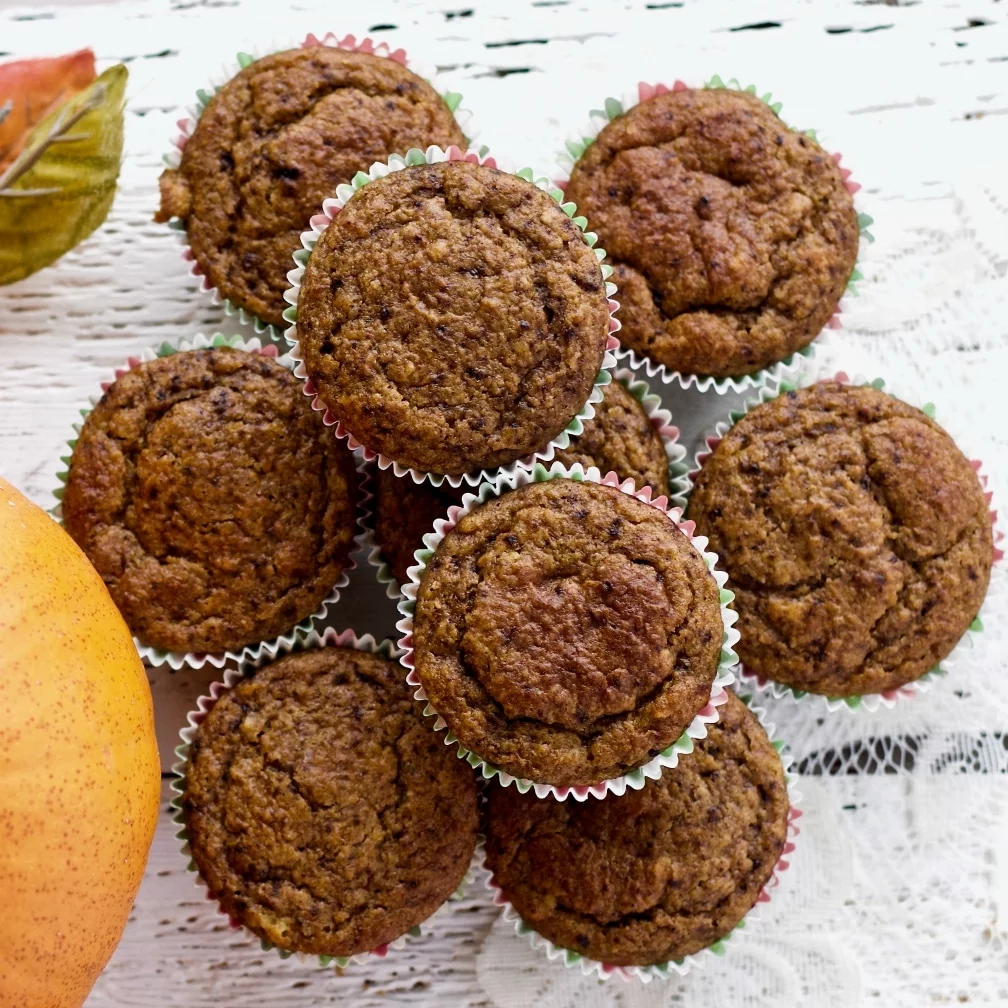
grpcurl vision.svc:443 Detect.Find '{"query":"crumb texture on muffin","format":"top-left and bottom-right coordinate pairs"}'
top-left (689, 382), bottom-right (994, 695)
top-left (484, 691), bottom-right (789, 966)
top-left (155, 47), bottom-right (465, 327)
top-left (373, 379), bottom-right (670, 586)
top-left (373, 469), bottom-right (466, 587)
top-left (183, 647), bottom-right (480, 957)
top-left (297, 161), bottom-right (611, 476)
top-left (565, 88), bottom-right (859, 377)
top-left (62, 348), bottom-right (359, 655)
top-left (412, 478), bottom-right (723, 786)
top-left (553, 378), bottom-right (671, 496)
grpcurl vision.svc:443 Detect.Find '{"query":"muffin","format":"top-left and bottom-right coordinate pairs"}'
top-left (154, 46), bottom-right (466, 328)
top-left (372, 378), bottom-right (671, 586)
top-left (181, 645), bottom-right (480, 957)
top-left (483, 691), bottom-right (789, 966)
top-left (554, 377), bottom-right (671, 496)
top-left (411, 477), bottom-right (724, 786)
top-left (373, 470), bottom-right (466, 587)
top-left (295, 159), bottom-right (611, 477)
top-left (62, 348), bottom-right (359, 656)
top-left (689, 382), bottom-right (994, 696)
top-left (564, 87), bottom-right (859, 377)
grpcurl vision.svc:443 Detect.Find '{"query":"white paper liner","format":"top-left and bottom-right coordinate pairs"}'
top-left (685, 369), bottom-right (1004, 713)
top-left (160, 33), bottom-right (476, 339)
top-left (168, 625), bottom-right (474, 970)
top-left (555, 76), bottom-right (874, 394)
top-left (478, 692), bottom-right (803, 982)
top-left (282, 143), bottom-right (622, 487)
top-left (395, 461), bottom-right (740, 800)
top-left (360, 364), bottom-right (690, 598)
top-left (52, 331), bottom-right (365, 671)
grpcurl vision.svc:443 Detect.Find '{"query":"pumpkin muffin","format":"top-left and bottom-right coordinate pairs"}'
top-left (411, 477), bottom-right (723, 786)
top-left (62, 348), bottom-right (359, 655)
top-left (182, 646), bottom-right (480, 957)
top-left (296, 160), bottom-right (611, 477)
top-left (483, 691), bottom-right (789, 966)
top-left (554, 377), bottom-right (671, 496)
top-left (564, 87), bottom-right (859, 377)
top-left (372, 379), bottom-right (670, 586)
top-left (154, 46), bottom-right (465, 328)
top-left (373, 470), bottom-right (466, 588)
top-left (689, 382), bottom-right (994, 696)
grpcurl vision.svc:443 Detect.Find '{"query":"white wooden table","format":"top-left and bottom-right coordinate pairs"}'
top-left (2, 2), bottom-right (1007, 1005)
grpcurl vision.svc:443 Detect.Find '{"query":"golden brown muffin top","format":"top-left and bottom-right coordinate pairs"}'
top-left (412, 478), bottom-right (723, 786)
top-left (372, 379), bottom-right (671, 587)
top-left (155, 47), bottom-right (465, 327)
top-left (296, 160), bottom-right (611, 476)
top-left (63, 348), bottom-right (358, 655)
top-left (183, 646), bottom-right (480, 957)
top-left (484, 691), bottom-right (789, 966)
top-left (565, 88), bottom-right (859, 377)
top-left (689, 382), bottom-right (993, 695)
top-left (554, 378), bottom-right (671, 496)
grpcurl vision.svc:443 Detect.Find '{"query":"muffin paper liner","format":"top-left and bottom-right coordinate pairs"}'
top-left (394, 461), bottom-right (740, 801)
top-left (160, 33), bottom-right (475, 339)
top-left (477, 693), bottom-right (802, 982)
top-left (51, 331), bottom-right (365, 671)
top-left (555, 75), bottom-right (874, 394)
top-left (282, 144), bottom-right (621, 488)
top-left (360, 364), bottom-right (690, 598)
top-left (686, 371), bottom-right (1004, 713)
top-left (169, 626), bottom-right (474, 970)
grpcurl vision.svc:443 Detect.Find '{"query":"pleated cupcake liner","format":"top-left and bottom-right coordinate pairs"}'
top-left (555, 75), bottom-right (874, 394)
top-left (685, 370), bottom-right (1004, 713)
top-left (168, 625), bottom-right (474, 971)
top-left (359, 363), bottom-right (690, 598)
top-left (357, 456), bottom-right (412, 602)
top-left (51, 331), bottom-right (366, 671)
top-left (477, 692), bottom-right (802, 982)
top-left (282, 143), bottom-right (621, 488)
top-left (160, 32), bottom-right (475, 340)
top-left (394, 460), bottom-right (740, 801)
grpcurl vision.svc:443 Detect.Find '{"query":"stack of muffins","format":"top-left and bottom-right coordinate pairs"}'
top-left (55, 36), bottom-right (997, 982)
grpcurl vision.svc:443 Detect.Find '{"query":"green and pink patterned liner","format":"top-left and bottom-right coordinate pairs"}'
top-left (51, 332), bottom-right (365, 671)
top-left (161, 33), bottom-right (473, 339)
top-left (360, 364), bottom-right (690, 598)
top-left (686, 371), bottom-right (1004, 713)
top-left (395, 461), bottom-right (739, 801)
top-left (169, 626), bottom-right (473, 971)
top-left (282, 143), bottom-right (621, 488)
top-left (555, 75), bottom-right (874, 394)
top-left (479, 693), bottom-right (802, 982)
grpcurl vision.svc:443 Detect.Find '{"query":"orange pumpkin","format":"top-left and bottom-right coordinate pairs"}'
top-left (0, 477), bottom-right (160, 1008)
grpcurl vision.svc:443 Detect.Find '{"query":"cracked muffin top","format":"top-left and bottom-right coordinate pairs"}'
top-left (296, 160), bottom-right (611, 477)
top-left (182, 645), bottom-right (480, 957)
top-left (688, 382), bottom-right (993, 696)
top-left (483, 691), bottom-right (789, 966)
top-left (411, 477), bottom-right (723, 787)
top-left (154, 46), bottom-right (465, 328)
top-left (564, 87), bottom-right (859, 378)
top-left (62, 348), bottom-right (359, 656)
top-left (372, 378), bottom-right (672, 587)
